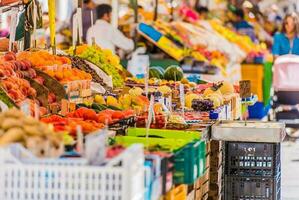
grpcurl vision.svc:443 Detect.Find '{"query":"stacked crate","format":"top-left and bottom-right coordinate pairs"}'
top-left (206, 140), bottom-right (223, 200)
top-left (223, 142), bottom-right (281, 200)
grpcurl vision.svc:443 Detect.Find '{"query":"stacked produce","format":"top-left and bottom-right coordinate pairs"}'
top-left (66, 55), bottom-right (108, 88)
top-left (0, 108), bottom-right (63, 157)
top-left (69, 45), bottom-right (125, 88)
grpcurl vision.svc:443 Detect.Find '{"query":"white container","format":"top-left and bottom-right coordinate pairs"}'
top-left (211, 121), bottom-right (286, 143)
top-left (0, 144), bottom-right (145, 200)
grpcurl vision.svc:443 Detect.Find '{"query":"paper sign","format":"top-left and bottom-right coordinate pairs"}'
top-left (20, 99), bottom-right (30, 116)
top-left (85, 129), bottom-right (107, 165)
top-left (239, 80), bottom-right (251, 98)
top-left (179, 83), bottom-right (185, 115)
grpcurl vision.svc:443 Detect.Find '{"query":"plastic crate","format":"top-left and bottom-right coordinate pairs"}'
top-left (173, 140), bottom-right (206, 184)
top-left (224, 142), bottom-right (281, 177)
top-left (241, 64), bottom-right (264, 101)
top-left (165, 185), bottom-right (188, 200)
top-left (127, 128), bottom-right (201, 141)
top-left (0, 144), bottom-right (145, 200)
top-left (224, 175), bottom-right (281, 200)
top-left (248, 101), bottom-right (271, 119)
top-left (115, 136), bottom-right (193, 151)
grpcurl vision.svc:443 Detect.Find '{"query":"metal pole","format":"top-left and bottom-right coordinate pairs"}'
top-left (154, 0), bottom-right (158, 21)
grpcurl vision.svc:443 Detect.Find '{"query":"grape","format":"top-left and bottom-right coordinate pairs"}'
top-left (191, 99), bottom-right (214, 111)
top-left (74, 46), bottom-right (124, 88)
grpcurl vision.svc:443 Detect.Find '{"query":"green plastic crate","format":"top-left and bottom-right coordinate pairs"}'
top-left (127, 128), bottom-right (202, 141)
top-left (173, 140), bottom-right (206, 184)
top-left (115, 136), bottom-right (192, 151)
top-left (263, 62), bottom-right (273, 105)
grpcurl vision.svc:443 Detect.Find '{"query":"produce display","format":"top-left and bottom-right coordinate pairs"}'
top-left (0, 109), bottom-right (63, 157)
top-left (69, 45), bottom-right (125, 88)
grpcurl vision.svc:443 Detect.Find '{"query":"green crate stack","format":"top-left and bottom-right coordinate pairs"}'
top-left (115, 128), bottom-right (206, 184)
top-left (173, 140), bottom-right (206, 184)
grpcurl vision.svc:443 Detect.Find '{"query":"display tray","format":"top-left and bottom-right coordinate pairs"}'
top-left (211, 121), bottom-right (285, 143)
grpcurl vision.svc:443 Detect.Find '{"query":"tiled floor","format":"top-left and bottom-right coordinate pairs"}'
top-left (282, 142), bottom-right (299, 199)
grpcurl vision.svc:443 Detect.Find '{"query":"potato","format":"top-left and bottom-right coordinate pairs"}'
top-left (22, 117), bottom-right (39, 126)
top-left (4, 109), bottom-right (24, 119)
top-left (2, 118), bottom-right (22, 130)
top-left (0, 128), bottom-right (25, 146)
top-left (23, 125), bottom-right (40, 136)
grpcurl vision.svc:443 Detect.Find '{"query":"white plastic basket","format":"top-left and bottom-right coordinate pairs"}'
top-left (0, 144), bottom-right (145, 200)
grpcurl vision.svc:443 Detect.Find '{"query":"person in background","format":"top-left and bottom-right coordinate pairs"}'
top-left (86, 4), bottom-right (134, 54)
top-left (272, 13), bottom-right (299, 58)
top-left (232, 9), bottom-right (257, 42)
top-left (71, 0), bottom-right (97, 42)
top-left (195, 6), bottom-right (209, 20)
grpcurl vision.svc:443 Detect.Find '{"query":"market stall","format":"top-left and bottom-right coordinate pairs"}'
top-left (0, 0), bottom-right (286, 200)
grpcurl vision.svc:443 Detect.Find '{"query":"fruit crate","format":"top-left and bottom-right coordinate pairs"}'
top-left (0, 144), bottom-right (145, 200)
top-left (173, 140), bottom-right (206, 184)
top-left (224, 142), bottom-right (281, 177)
top-left (223, 175), bottom-right (281, 200)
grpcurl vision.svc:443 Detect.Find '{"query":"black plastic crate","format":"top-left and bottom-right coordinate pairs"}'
top-left (224, 175), bottom-right (281, 200)
top-left (224, 142), bottom-right (280, 177)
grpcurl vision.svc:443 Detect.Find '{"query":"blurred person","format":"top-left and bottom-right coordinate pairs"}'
top-left (232, 9), bottom-right (257, 42)
top-left (86, 4), bottom-right (134, 54)
top-left (195, 6), bottom-right (209, 20)
top-left (272, 13), bottom-right (299, 58)
top-left (71, 0), bottom-right (97, 42)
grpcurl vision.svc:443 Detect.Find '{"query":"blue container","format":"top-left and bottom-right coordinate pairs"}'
top-left (248, 102), bottom-right (270, 119)
top-left (139, 23), bottom-right (162, 42)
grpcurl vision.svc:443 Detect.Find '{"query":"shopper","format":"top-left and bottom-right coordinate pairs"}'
top-left (86, 4), bottom-right (134, 54)
top-left (272, 13), bottom-right (299, 57)
top-left (71, 0), bottom-right (97, 42)
top-left (232, 9), bottom-right (257, 42)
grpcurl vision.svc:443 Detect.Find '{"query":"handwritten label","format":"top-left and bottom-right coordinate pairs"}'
top-left (20, 99), bottom-right (30, 116)
top-left (239, 80), bottom-right (251, 98)
top-left (85, 129), bottom-right (107, 165)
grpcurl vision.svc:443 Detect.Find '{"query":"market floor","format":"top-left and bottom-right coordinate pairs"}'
top-left (282, 142), bottom-right (299, 199)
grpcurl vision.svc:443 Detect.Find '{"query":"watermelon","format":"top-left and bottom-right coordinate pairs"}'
top-left (164, 65), bottom-right (184, 81)
top-left (149, 67), bottom-right (164, 79)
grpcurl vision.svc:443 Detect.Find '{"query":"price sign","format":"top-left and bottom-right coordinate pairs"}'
top-left (239, 80), bottom-right (251, 98)
top-left (20, 99), bottom-right (30, 116)
top-left (85, 129), bottom-right (107, 165)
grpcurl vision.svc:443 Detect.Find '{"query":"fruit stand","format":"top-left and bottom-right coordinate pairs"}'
top-left (0, 1), bottom-right (285, 200)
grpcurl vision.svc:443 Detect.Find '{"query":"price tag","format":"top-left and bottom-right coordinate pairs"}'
top-left (239, 80), bottom-right (251, 98)
top-left (179, 83), bottom-right (185, 115)
top-left (85, 129), bottom-right (107, 165)
top-left (20, 99), bottom-right (30, 116)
